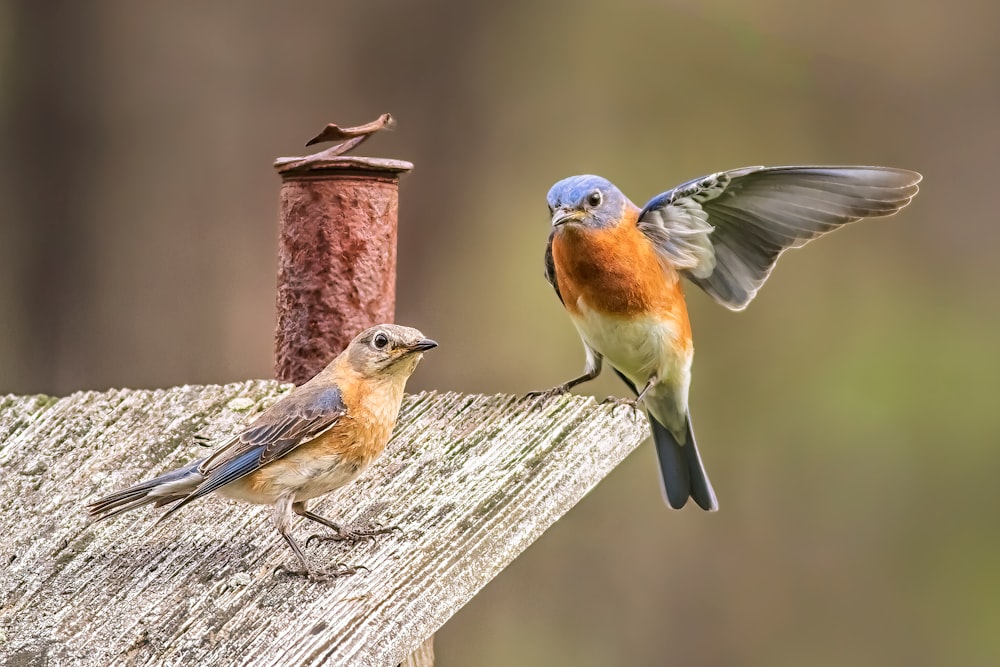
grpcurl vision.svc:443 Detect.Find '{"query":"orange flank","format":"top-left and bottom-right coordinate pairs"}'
top-left (551, 212), bottom-right (691, 341)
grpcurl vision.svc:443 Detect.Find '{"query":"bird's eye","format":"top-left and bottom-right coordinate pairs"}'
top-left (587, 190), bottom-right (603, 208)
top-left (372, 332), bottom-right (389, 350)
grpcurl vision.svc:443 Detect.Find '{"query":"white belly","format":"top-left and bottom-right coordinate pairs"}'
top-left (571, 300), bottom-right (692, 427)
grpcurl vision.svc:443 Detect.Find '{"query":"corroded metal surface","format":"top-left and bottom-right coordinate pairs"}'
top-left (274, 172), bottom-right (405, 384)
top-left (272, 115), bottom-right (413, 385)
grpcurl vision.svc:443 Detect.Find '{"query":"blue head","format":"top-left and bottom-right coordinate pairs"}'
top-left (546, 175), bottom-right (628, 229)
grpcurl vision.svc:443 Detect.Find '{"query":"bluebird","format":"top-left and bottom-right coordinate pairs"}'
top-left (536, 166), bottom-right (921, 511)
top-left (88, 324), bottom-right (437, 580)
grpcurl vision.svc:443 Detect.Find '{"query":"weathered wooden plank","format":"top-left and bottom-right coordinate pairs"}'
top-left (0, 383), bottom-right (649, 666)
top-left (399, 635), bottom-right (433, 667)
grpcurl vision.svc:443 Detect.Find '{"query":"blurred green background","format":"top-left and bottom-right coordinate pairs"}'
top-left (1, 1), bottom-right (997, 665)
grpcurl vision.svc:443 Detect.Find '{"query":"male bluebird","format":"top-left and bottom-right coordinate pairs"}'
top-left (88, 324), bottom-right (437, 580)
top-left (537, 166), bottom-right (921, 511)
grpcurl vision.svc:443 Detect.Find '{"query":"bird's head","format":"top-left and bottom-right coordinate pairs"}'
top-left (346, 324), bottom-right (437, 378)
top-left (547, 175), bottom-right (628, 230)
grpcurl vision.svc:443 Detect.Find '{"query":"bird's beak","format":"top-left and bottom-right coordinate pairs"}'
top-left (551, 208), bottom-right (583, 227)
top-left (407, 338), bottom-right (438, 353)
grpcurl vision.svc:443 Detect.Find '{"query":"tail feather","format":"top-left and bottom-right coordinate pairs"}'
top-left (87, 459), bottom-right (205, 522)
top-left (650, 413), bottom-right (718, 511)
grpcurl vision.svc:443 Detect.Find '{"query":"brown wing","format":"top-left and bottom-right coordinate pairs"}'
top-left (160, 385), bottom-right (347, 512)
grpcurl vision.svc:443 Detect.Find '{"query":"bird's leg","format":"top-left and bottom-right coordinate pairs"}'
top-left (293, 501), bottom-right (398, 546)
top-left (602, 374), bottom-right (657, 414)
top-left (526, 370), bottom-right (597, 398)
top-left (634, 375), bottom-right (656, 404)
top-left (527, 347), bottom-right (603, 399)
top-left (270, 497), bottom-right (364, 581)
top-left (273, 529), bottom-right (362, 581)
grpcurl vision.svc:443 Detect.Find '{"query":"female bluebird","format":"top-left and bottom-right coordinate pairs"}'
top-left (537, 166), bottom-right (921, 511)
top-left (88, 324), bottom-right (437, 580)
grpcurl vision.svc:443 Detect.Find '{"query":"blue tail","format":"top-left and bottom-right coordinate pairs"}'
top-left (612, 368), bottom-right (718, 511)
top-left (650, 413), bottom-right (718, 511)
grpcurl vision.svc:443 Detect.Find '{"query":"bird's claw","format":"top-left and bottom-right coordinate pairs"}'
top-left (601, 396), bottom-right (643, 417)
top-left (525, 385), bottom-right (571, 401)
top-left (306, 523), bottom-right (400, 546)
top-left (600, 395), bottom-right (634, 408)
top-left (273, 562), bottom-right (368, 581)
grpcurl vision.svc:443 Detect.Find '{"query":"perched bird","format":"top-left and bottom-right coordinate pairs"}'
top-left (88, 324), bottom-right (437, 580)
top-left (537, 166), bottom-right (921, 511)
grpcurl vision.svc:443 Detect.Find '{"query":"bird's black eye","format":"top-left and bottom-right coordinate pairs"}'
top-left (587, 190), bottom-right (603, 208)
top-left (372, 332), bottom-right (389, 350)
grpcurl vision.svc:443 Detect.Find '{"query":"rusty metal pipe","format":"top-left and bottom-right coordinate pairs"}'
top-left (273, 117), bottom-right (413, 384)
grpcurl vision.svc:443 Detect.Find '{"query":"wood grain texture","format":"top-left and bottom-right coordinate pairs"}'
top-left (0, 383), bottom-right (649, 666)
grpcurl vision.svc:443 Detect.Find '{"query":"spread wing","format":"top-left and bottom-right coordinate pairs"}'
top-left (160, 385), bottom-right (347, 517)
top-left (637, 166), bottom-right (922, 310)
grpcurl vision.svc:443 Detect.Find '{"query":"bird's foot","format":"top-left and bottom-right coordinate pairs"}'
top-left (525, 384), bottom-right (571, 401)
top-left (600, 395), bottom-right (644, 417)
top-left (273, 562), bottom-right (368, 582)
top-left (306, 522), bottom-right (400, 546)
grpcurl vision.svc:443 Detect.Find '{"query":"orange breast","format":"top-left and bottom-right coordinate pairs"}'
top-left (551, 214), bottom-right (691, 340)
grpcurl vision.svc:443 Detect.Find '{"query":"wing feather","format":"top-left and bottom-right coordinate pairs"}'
top-left (637, 166), bottom-right (921, 310)
top-left (157, 385), bottom-right (347, 516)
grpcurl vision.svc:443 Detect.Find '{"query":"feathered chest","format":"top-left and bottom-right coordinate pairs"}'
top-left (342, 379), bottom-right (405, 459)
top-left (550, 223), bottom-right (685, 319)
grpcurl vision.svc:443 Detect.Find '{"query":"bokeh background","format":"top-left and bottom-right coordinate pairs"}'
top-left (2, 1), bottom-right (998, 665)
